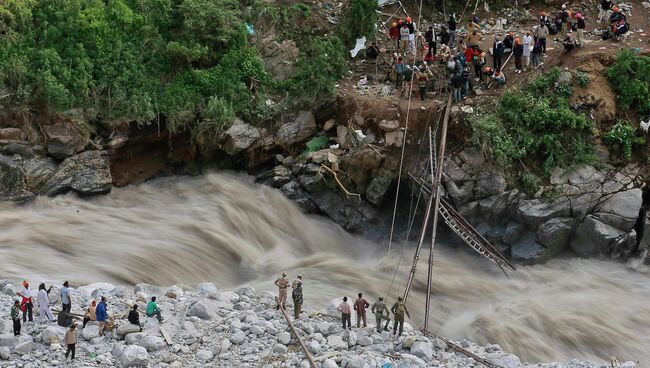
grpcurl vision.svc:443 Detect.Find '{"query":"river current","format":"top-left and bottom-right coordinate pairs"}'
top-left (0, 173), bottom-right (647, 364)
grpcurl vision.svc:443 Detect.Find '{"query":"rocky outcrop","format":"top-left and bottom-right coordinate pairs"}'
top-left (43, 122), bottom-right (87, 160)
top-left (277, 111), bottom-right (317, 146)
top-left (221, 118), bottom-right (261, 155)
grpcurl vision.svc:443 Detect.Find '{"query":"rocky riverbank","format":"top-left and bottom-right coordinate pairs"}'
top-left (0, 280), bottom-right (626, 368)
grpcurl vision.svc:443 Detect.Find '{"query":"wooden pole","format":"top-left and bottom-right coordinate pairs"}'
top-left (424, 92), bottom-right (452, 330)
top-left (275, 297), bottom-right (317, 368)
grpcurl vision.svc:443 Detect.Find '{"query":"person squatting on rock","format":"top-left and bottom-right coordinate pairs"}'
top-left (371, 297), bottom-right (390, 333)
top-left (337, 296), bottom-right (352, 330)
top-left (83, 300), bottom-right (97, 328)
top-left (391, 296), bottom-right (411, 335)
top-left (16, 281), bottom-right (33, 322)
top-left (129, 303), bottom-right (143, 331)
top-left (64, 323), bottom-right (77, 362)
top-left (292, 274), bottom-right (303, 319)
top-left (60, 281), bottom-right (71, 313)
top-left (147, 296), bottom-right (164, 322)
top-left (37, 282), bottom-right (55, 323)
top-left (11, 299), bottom-right (21, 336)
top-left (354, 293), bottom-right (370, 328)
top-left (96, 296), bottom-right (108, 336)
top-left (274, 272), bottom-right (289, 310)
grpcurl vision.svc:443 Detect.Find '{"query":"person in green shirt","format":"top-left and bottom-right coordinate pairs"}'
top-left (11, 300), bottom-right (21, 336)
top-left (146, 297), bottom-right (163, 322)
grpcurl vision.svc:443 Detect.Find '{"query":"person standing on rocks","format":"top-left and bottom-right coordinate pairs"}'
top-left (354, 293), bottom-right (370, 328)
top-left (598, 0), bottom-right (613, 24)
top-left (425, 26), bottom-right (436, 58)
top-left (37, 283), bottom-right (55, 323)
top-left (513, 38), bottom-right (523, 74)
top-left (575, 13), bottom-right (586, 47)
top-left (16, 281), bottom-right (33, 323)
top-left (534, 21), bottom-right (549, 54)
top-left (337, 296), bottom-right (352, 330)
top-left (274, 272), bottom-right (289, 310)
top-left (96, 296), bottom-right (108, 336)
top-left (391, 296), bottom-right (411, 336)
top-left (292, 274), bottom-right (303, 319)
top-left (83, 300), bottom-right (96, 328)
top-left (492, 36), bottom-right (504, 70)
top-left (522, 31), bottom-right (533, 69)
top-left (64, 323), bottom-right (77, 362)
top-left (146, 296), bottom-right (163, 322)
top-left (448, 14), bottom-right (457, 49)
top-left (11, 299), bottom-right (21, 336)
top-left (371, 297), bottom-right (390, 333)
top-left (60, 281), bottom-right (71, 313)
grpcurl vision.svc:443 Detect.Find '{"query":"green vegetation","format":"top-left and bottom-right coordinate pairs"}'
top-left (340, 0), bottom-right (378, 47)
top-left (607, 49), bottom-right (650, 117)
top-left (603, 120), bottom-right (646, 160)
top-left (472, 68), bottom-right (596, 192)
top-left (0, 0), bottom-right (348, 146)
top-left (576, 72), bottom-right (590, 87)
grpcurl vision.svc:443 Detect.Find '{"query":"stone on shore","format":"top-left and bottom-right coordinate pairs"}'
top-left (121, 345), bottom-right (149, 367)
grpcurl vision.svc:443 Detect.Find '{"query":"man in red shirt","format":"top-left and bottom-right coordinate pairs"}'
top-left (354, 293), bottom-right (370, 328)
top-left (337, 297), bottom-right (352, 330)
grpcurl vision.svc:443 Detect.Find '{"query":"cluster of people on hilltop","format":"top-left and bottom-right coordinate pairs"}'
top-left (10, 280), bottom-right (165, 363)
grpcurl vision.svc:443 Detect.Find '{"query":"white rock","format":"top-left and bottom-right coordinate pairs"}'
top-left (0, 347), bottom-right (9, 360)
top-left (217, 291), bottom-right (240, 303)
top-left (121, 345), bottom-right (149, 367)
top-left (117, 324), bottom-right (141, 336)
top-left (410, 341), bottom-right (433, 360)
top-left (187, 300), bottom-right (218, 320)
top-left (322, 359), bottom-right (338, 368)
top-left (140, 335), bottom-right (165, 352)
top-left (196, 282), bottom-right (219, 296)
top-left (234, 286), bottom-right (256, 297)
top-left (277, 332), bottom-right (291, 345)
top-left (82, 325), bottom-right (100, 340)
top-left (112, 344), bottom-right (124, 358)
top-left (358, 336), bottom-right (373, 346)
top-left (164, 285), bottom-right (184, 299)
top-left (218, 338), bottom-right (232, 355)
top-left (39, 326), bottom-right (67, 344)
top-left (250, 325), bottom-right (265, 335)
top-left (134, 283), bottom-right (162, 296)
top-left (78, 283), bottom-right (115, 299)
top-left (346, 356), bottom-right (365, 368)
top-left (487, 353), bottom-right (522, 368)
top-left (14, 341), bottom-right (35, 354)
top-left (196, 349), bottom-right (214, 362)
top-left (125, 332), bottom-right (146, 345)
top-left (111, 285), bottom-right (130, 298)
top-left (620, 362), bottom-right (636, 368)
top-left (230, 331), bottom-right (246, 345)
top-left (347, 330), bottom-right (357, 347)
top-left (327, 335), bottom-right (347, 350)
top-left (0, 334), bottom-right (19, 347)
top-left (273, 344), bottom-right (288, 354)
top-left (308, 340), bottom-right (321, 354)
top-left (162, 353), bottom-right (178, 363)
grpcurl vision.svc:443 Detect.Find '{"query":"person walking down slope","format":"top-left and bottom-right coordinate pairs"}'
top-left (83, 300), bottom-right (96, 328)
top-left (64, 323), bottom-right (77, 362)
top-left (274, 272), bottom-right (289, 310)
top-left (37, 283), bottom-right (55, 323)
top-left (146, 296), bottom-right (163, 322)
top-left (16, 281), bottom-right (33, 323)
top-left (60, 281), bottom-right (71, 313)
top-left (354, 293), bottom-right (370, 328)
top-left (292, 274), bottom-right (303, 319)
top-left (337, 297), bottom-right (352, 330)
top-left (96, 297), bottom-right (108, 336)
top-left (11, 300), bottom-right (21, 336)
top-left (371, 297), bottom-right (390, 333)
top-left (391, 296), bottom-right (411, 336)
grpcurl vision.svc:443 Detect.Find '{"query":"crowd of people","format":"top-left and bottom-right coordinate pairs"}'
top-left (365, 1), bottom-right (630, 102)
top-left (9, 280), bottom-right (165, 363)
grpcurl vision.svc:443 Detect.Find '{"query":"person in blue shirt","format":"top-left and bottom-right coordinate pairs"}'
top-left (95, 297), bottom-right (108, 336)
top-left (60, 281), bottom-right (71, 313)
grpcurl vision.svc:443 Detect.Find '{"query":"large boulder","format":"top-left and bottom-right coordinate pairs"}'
top-left (39, 326), bottom-right (67, 344)
top-left (140, 336), bottom-right (165, 352)
top-left (42, 150), bottom-right (112, 196)
top-left (196, 283), bottom-right (219, 297)
top-left (14, 341), bottom-right (35, 355)
top-left (595, 189), bottom-right (643, 230)
top-left (0, 154), bottom-right (32, 201)
top-left (82, 325), bottom-right (101, 340)
top-left (571, 215), bottom-right (624, 256)
top-left (277, 111), bottom-right (317, 146)
top-left (536, 217), bottom-right (574, 257)
top-left (487, 353), bottom-right (523, 368)
top-left (0, 347), bottom-right (9, 360)
top-left (326, 335), bottom-right (347, 350)
top-left (516, 199), bottom-right (571, 229)
top-left (120, 345), bottom-right (149, 367)
top-left (222, 118), bottom-right (261, 155)
top-left (117, 324), bottom-right (141, 337)
top-left (0, 334), bottom-right (18, 348)
top-left (475, 169), bottom-right (507, 199)
top-left (365, 156), bottom-right (399, 206)
top-left (43, 122), bottom-right (87, 159)
top-left (187, 300), bottom-right (219, 320)
top-left (410, 341), bottom-right (433, 360)
top-left (511, 232), bottom-right (546, 264)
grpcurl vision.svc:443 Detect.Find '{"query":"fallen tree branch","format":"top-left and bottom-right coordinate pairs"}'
top-left (318, 165), bottom-right (362, 200)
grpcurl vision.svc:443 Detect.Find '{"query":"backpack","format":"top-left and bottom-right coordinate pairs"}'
top-left (394, 302), bottom-right (405, 316)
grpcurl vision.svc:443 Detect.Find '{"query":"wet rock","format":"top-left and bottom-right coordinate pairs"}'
top-left (277, 111), bottom-right (317, 146)
top-left (365, 156), bottom-right (399, 206)
top-left (121, 345), bottom-right (149, 367)
top-left (511, 232), bottom-right (545, 264)
top-left (595, 189), bottom-right (642, 230)
top-left (0, 154), bottom-right (32, 201)
top-left (517, 199), bottom-right (571, 229)
top-left (42, 150), bottom-right (112, 196)
top-left (222, 118), bottom-right (261, 155)
top-left (571, 215), bottom-right (624, 256)
top-left (536, 218), bottom-right (574, 257)
top-left (43, 122), bottom-right (87, 159)
top-left (503, 221), bottom-right (524, 245)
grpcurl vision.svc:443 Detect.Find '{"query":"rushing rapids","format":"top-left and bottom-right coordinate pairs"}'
top-left (0, 173), bottom-right (648, 364)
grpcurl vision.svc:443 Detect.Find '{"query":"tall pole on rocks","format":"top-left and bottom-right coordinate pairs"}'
top-left (424, 93), bottom-right (452, 331)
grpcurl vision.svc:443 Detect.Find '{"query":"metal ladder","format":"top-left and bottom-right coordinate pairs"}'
top-left (408, 173), bottom-right (516, 274)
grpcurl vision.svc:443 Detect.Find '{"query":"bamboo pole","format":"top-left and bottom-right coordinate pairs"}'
top-left (275, 297), bottom-right (317, 368)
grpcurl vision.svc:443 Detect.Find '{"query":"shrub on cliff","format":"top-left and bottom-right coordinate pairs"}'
top-left (340, 0), bottom-right (378, 47)
top-left (472, 68), bottom-right (596, 190)
top-left (607, 49), bottom-right (650, 117)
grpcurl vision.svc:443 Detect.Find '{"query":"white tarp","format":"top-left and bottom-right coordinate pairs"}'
top-left (350, 36), bottom-right (367, 57)
top-left (379, 0), bottom-right (399, 7)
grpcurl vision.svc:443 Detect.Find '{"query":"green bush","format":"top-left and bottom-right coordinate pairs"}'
top-left (472, 69), bottom-right (596, 178)
top-left (576, 71), bottom-right (590, 87)
top-left (603, 120), bottom-right (647, 160)
top-left (340, 0), bottom-right (378, 47)
top-left (520, 172), bottom-right (541, 195)
top-left (607, 49), bottom-right (650, 116)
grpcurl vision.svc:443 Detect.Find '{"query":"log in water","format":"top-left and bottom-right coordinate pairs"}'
top-left (0, 173), bottom-right (648, 364)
